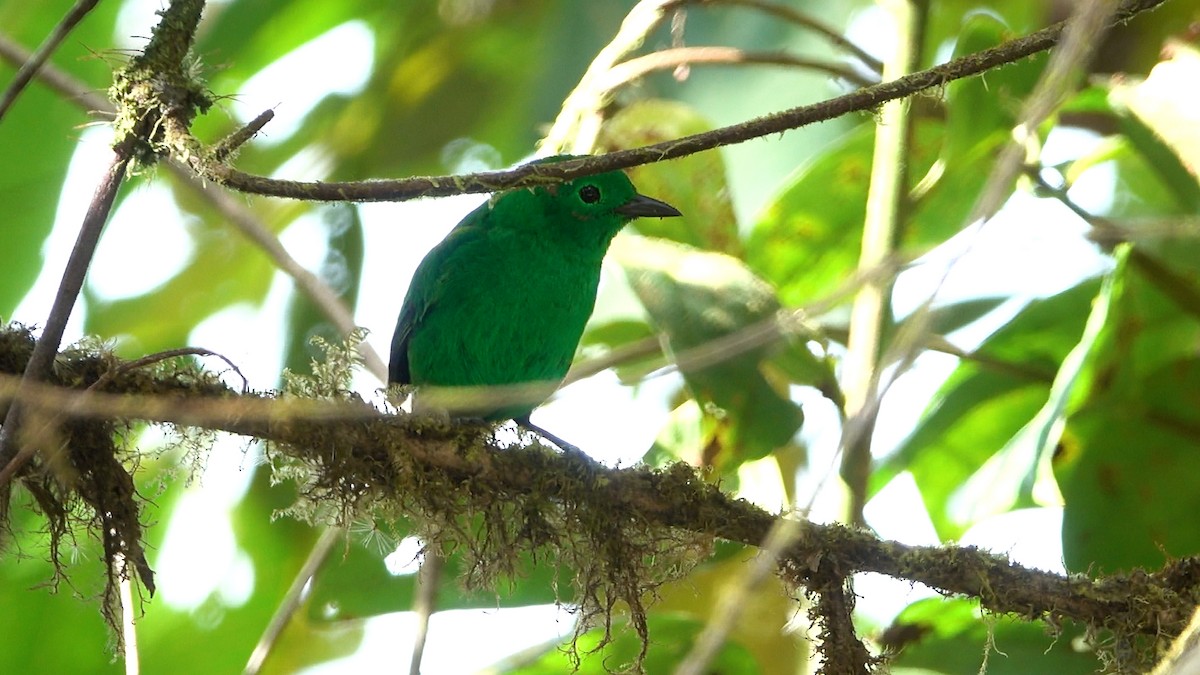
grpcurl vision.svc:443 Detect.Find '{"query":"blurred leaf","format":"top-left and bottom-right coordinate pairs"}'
top-left (597, 99), bottom-right (741, 254)
top-left (941, 12), bottom-right (1044, 165)
top-left (747, 118), bottom-right (970, 308)
top-left (887, 598), bottom-right (1095, 675)
top-left (924, 296), bottom-right (1010, 337)
top-left (644, 399), bottom-right (716, 468)
top-left (653, 545), bottom-right (804, 674)
top-left (308, 539), bottom-right (569, 622)
top-left (1072, 135), bottom-right (1185, 221)
top-left (281, 204), bottom-right (364, 376)
top-left (510, 614), bottom-right (760, 675)
top-left (198, 0), bottom-right (376, 89)
top-left (875, 282), bottom-right (1100, 538)
top-left (1057, 242), bottom-right (1200, 573)
top-left (616, 236), bottom-right (809, 471)
top-left (746, 123), bottom-right (872, 307)
top-left (0, 0), bottom-right (122, 319)
top-left (0, 483), bottom-right (139, 675)
top-left (577, 318), bottom-right (661, 385)
top-left (136, 465), bottom-right (333, 673)
top-left (335, 3), bottom-right (561, 176)
top-left (924, 2), bottom-right (1044, 67)
top-left (83, 171), bottom-right (302, 355)
top-left (1107, 41), bottom-right (1200, 210)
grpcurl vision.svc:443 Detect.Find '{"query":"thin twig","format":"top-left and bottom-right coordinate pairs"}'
top-left (690, 0), bottom-right (883, 73)
top-left (0, 33), bottom-right (111, 112)
top-left (0, 0), bottom-right (101, 120)
top-left (408, 551), bottom-right (445, 675)
top-left (542, 0), bottom-right (681, 154)
top-left (244, 526), bottom-right (344, 674)
top-left (172, 0), bottom-right (1169, 202)
top-left (90, 347), bottom-right (248, 393)
top-left (600, 46), bottom-right (877, 91)
top-left (211, 109), bottom-right (275, 161)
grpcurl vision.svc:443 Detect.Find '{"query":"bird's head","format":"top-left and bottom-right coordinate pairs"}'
top-left (507, 155), bottom-right (680, 250)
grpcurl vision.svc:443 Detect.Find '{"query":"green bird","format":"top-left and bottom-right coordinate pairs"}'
top-left (389, 157), bottom-right (681, 430)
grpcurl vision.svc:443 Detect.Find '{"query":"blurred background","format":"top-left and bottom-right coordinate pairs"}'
top-left (2, 0), bottom-right (1199, 672)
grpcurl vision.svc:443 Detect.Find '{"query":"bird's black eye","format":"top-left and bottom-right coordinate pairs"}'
top-left (579, 184), bottom-right (601, 204)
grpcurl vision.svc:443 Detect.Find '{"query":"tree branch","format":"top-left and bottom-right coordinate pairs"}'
top-left (600, 46), bottom-right (877, 91)
top-left (170, 0), bottom-right (1169, 203)
top-left (0, 339), bottom-right (1196, 647)
top-left (0, 0), bottom-right (101, 121)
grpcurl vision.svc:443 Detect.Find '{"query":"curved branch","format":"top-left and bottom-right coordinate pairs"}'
top-left (599, 46), bottom-right (877, 91)
top-left (178, 0), bottom-right (1169, 203)
top-left (0, 360), bottom-right (1195, 644)
top-left (690, 0), bottom-right (883, 73)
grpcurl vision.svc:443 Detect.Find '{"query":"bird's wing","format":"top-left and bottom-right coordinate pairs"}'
top-left (388, 202), bottom-right (492, 384)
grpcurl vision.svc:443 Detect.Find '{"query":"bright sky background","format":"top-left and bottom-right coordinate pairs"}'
top-left (9, 2), bottom-right (1123, 671)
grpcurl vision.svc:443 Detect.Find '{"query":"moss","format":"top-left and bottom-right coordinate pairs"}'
top-left (106, 0), bottom-right (211, 166)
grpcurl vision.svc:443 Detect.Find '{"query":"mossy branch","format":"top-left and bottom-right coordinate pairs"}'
top-left (0, 324), bottom-right (1197, 660)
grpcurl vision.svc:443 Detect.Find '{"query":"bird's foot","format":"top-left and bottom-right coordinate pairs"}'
top-left (514, 416), bottom-right (600, 467)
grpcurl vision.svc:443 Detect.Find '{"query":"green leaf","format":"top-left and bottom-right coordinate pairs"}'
top-left (876, 282), bottom-right (1100, 538)
top-left (1057, 242), bottom-right (1200, 573)
top-left (616, 236), bottom-right (810, 471)
top-left (84, 173), bottom-right (299, 355)
top-left (888, 598), bottom-right (1096, 675)
top-left (1107, 42), bottom-right (1200, 212)
top-left (0, 1), bottom-right (122, 319)
top-left (510, 614), bottom-right (761, 675)
top-left (597, 100), bottom-right (741, 254)
top-left (307, 538), bottom-right (569, 621)
top-left (281, 204), bottom-right (364, 376)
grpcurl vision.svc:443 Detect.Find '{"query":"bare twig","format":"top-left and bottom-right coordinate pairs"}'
top-left (244, 526), bottom-right (344, 674)
top-left (172, 0), bottom-right (1169, 203)
top-left (409, 551), bottom-right (445, 675)
top-left (0, 0), bottom-right (101, 120)
top-left (0, 33), bottom-right (112, 111)
top-left (542, 0), bottom-right (681, 154)
top-left (89, 347), bottom-right (248, 393)
top-left (211, 108), bottom-right (275, 161)
top-left (600, 46), bottom-right (877, 91)
top-left (690, 0), bottom-right (883, 73)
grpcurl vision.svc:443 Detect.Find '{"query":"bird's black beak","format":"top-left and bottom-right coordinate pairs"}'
top-left (615, 194), bottom-right (682, 218)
